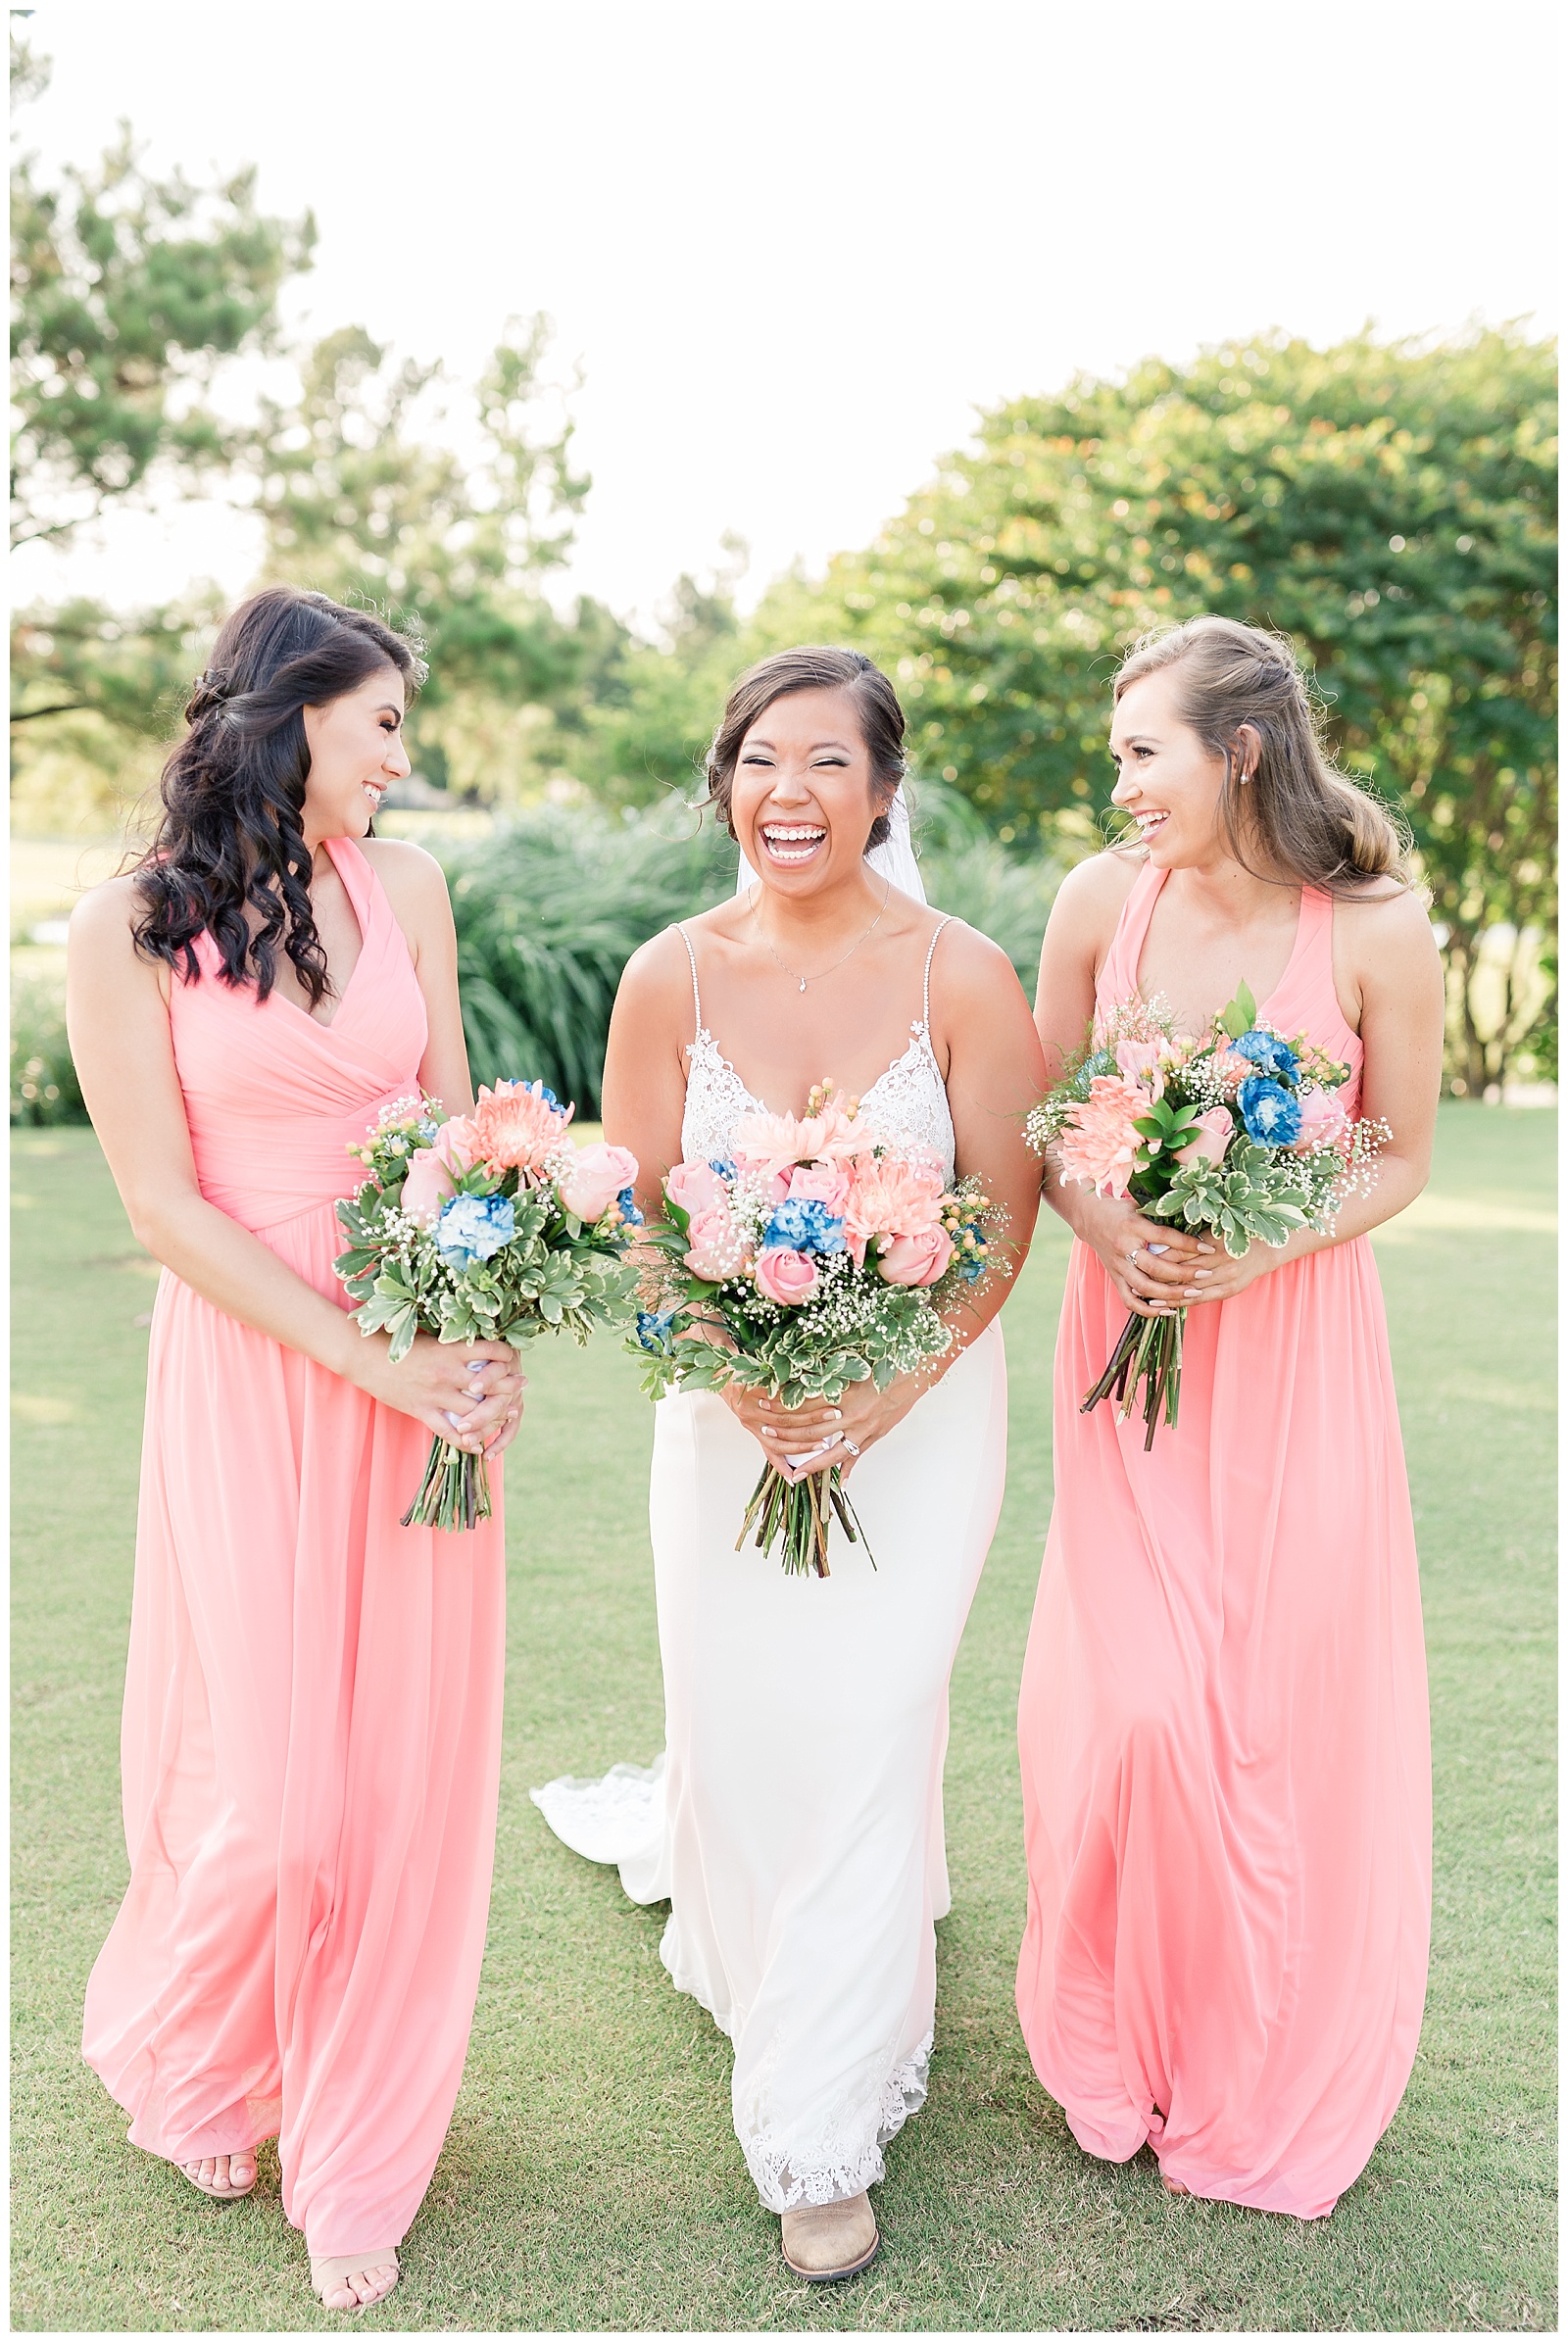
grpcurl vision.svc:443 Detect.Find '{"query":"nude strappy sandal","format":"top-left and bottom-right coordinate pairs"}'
top-left (310, 2250), bottom-right (400, 2311)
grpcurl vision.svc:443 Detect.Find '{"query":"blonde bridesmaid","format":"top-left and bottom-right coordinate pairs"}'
top-left (69, 587), bottom-right (523, 2311)
top-left (1016, 616), bottom-right (1441, 2217)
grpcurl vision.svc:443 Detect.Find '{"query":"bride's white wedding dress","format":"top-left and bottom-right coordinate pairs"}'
top-left (532, 914), bottom-right (1008, 2210)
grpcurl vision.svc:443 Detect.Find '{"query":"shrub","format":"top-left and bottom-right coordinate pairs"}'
top-left (916, 840), bottom-right (1058, 991)
top-left (11, 976), bottom-right (86, 1125)
top-left (438, 807), bottom-right (737, 1112)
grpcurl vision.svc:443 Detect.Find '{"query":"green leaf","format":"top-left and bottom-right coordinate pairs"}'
top-left (1219, 982), bottom-right (1257, 1039)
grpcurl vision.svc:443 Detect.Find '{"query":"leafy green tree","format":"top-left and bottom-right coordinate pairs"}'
top-left (9, 29), bottom-right (315, 551)
top-left (755, 328), bottom-right (1556, 1083)
top-left (557, 539), bottom-right (748, 808)
top-left (252, 317), bottom-right (591, 722)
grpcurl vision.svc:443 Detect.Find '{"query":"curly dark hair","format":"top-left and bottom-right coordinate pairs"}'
top-left (133, 586), bottom-right (426, 1009)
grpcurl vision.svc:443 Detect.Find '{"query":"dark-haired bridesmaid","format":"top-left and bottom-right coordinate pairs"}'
top-left (70, 587), bottom-right (522, 2312)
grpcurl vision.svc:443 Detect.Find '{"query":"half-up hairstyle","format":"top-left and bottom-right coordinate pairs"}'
top-left (134, 587), bottom-right (426, 1007)
top-left (1113, 614), bottom-right (1410, 893)
top-left (703, 645), bottom-right (906, 854)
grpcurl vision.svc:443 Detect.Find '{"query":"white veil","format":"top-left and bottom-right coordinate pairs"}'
top-left (734, 784), bottom-right (927, 904)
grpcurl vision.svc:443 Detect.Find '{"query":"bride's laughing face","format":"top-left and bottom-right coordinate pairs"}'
top-left (730, 687), bottom-right (893, 893)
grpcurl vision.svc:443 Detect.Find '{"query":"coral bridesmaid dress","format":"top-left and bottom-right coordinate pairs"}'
top-left (1015, 863), bottom-right (1432, 2220)
top-left (82, 837), bottom-right (506, 2265)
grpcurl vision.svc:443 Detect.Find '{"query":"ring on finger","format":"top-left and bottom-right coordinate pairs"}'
top-left (841, 1437), bottom-right (860, 1457)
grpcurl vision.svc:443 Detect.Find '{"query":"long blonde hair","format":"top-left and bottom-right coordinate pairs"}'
top-left (1113, 615), bottom-right (1410, 892)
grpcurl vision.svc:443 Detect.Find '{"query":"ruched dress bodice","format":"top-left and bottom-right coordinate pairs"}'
top-left (171, 835), bottom-right (425, 1241)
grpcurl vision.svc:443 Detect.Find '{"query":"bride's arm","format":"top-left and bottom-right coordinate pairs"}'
top-left (600, 928), bottom-right (697, 1217)
top-left (774, 924), bottom-right (1048, 1483)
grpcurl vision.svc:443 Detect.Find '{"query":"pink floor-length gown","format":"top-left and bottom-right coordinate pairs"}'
top-left (82, 835), bottom-right (506, 2262)
top-left (1015, 863), bottom-right (1432, 2220)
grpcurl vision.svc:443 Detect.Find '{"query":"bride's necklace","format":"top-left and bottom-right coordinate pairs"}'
top-left (748, 878), bottom-right (891, 994)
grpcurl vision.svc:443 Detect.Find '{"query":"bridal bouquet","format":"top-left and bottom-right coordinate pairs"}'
top-left (1028, 986), bottom-right (1387, 1447)
top-left (632, 1084), bottom-right (1006, 1578)
top-left (335, 1084), bottom-right (641, 1531)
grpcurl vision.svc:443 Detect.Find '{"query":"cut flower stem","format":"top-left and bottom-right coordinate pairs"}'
top-left (737, 1459), bottom-right (876, 1579)
top-left (401, 1437), bottom-right (494, 1533)
top-left (1080, 1306), bottom-right (1185, 1449)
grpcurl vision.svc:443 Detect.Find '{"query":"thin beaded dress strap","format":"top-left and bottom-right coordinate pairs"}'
top-left (674, 924), bottom-right (703, 1035)
top-left (920, 917), bottom-right (953, 1033)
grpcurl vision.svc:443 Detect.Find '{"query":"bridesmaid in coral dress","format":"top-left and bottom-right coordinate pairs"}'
top-left (1017, 616), bottom-right (1443, 2219)
top-left (68, 588), bottom-right (524, 2312)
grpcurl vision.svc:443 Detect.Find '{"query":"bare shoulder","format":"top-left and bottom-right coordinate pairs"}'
top-left (358, 834), bottom-right (451, 907)
top-left (1054, 846), bottom-right (1143, 914)
top-left (69, 872), bottom-right (146, 962)
top-left (1335, 880), bottom-right (1440, 970)
top-left (930, 914), bottom-right (1028, 1005)
top-left (616, 922), bottom-right (700, 1020)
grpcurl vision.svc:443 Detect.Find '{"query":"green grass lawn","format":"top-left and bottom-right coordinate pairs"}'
top-left (11, 1108), bottom-right (1556, 2332)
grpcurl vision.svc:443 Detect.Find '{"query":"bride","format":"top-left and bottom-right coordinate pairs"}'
top-left (533, 647), bottom-right (1044, 2281)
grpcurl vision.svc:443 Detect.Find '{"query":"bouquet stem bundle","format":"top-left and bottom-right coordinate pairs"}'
top-left (738, 1458), bottom-right (874, 1579)
top-left (402, 1438), bottom-right (494, 1534)
top-left (1081, 1306), bottom-right (1183, 1449)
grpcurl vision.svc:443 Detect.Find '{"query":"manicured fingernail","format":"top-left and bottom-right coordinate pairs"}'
top-left (1185, 1288), bottom-right (1200, 1299)
top-left (828, 1409), bottom-right (842, 1420)
top-left (1146, 1243), bottom-right (1168, 1254)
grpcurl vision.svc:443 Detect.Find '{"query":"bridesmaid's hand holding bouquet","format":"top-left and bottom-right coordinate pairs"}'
top-left (336, 1084), bottom-right (641, 1530)
top-left (633, 1083), bottom-right (1007, 1578)
top-left (1028, 985), bottom-right (1388, 1447)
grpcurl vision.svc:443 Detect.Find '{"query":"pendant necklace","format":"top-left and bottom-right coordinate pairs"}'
top-left (748, 878), bottom-right (891, 993)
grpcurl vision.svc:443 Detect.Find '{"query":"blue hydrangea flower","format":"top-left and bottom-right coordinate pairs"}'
top-left (616, 1187), bottom-right (645, 1228)
top-left (709, 1156), bottom-right (737, 1180)
top-left (1231, 1028), bottom-right (1298, 1085)
top-left (1238, 1076), bottom-right (1302, 1147)
top-left (434, 1192), bottom-right (516, 1266)
top-left (535, 1084), bottom-right (563, 1110)
top-left (761, 1196), bottom-right (848, 1254)
top-left (636, 1308), bottom-right (679, 1354)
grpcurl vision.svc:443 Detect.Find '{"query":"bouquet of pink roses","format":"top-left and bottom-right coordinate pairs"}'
top-left (1026, 983), bottom-right (1387, 1447)
top-left (335, 1083), bottom-right (641, 1531)
top-left (633, 1083), bottom-right (1006, 1578)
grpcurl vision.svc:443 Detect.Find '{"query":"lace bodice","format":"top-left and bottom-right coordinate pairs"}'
top-left (675, 920), bottom-right (957, 1185)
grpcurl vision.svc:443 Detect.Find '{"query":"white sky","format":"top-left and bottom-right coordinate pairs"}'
top-left (13, 0), bottom-right (1560, 632)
